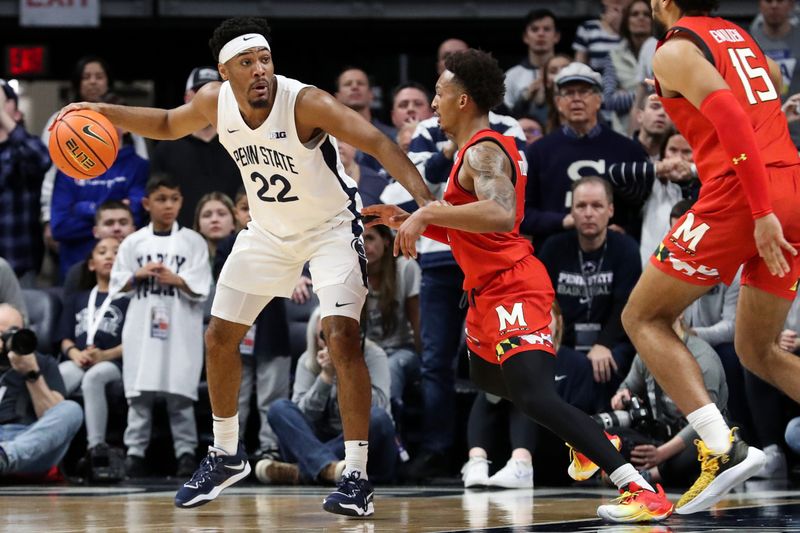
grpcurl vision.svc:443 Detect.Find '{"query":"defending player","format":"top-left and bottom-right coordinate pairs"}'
top-left (364, 49), bottom-right (674, 524)
top-left (621, 0), bottom-right (800, 515)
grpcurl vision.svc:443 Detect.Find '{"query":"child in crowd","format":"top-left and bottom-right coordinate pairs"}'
top-left (194, 192), bottom-right (236, 268)
top-left (110, 174), bottom-right (211, 478)
top-left (58, 237), bottom-right (129, 473)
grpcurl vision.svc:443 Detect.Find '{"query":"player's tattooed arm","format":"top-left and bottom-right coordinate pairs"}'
top-left (466, 142), bottom-right (516, 214)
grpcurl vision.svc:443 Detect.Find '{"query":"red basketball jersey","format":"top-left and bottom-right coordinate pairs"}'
top-left (655, 16), bottom-right (799, 184)
top-left (443, 129), bottom-right (533, 291)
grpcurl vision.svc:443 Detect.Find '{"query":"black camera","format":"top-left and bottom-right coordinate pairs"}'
top-left (0, 326), bottom-right (38, 369)
top-left (592, 396), bottom-right (652, 431)
top-left (592, 396), bottom-right (673, 441)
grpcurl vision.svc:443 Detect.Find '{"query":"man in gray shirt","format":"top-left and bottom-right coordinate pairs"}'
top-left (751, 0), bottom-right (800, 147)
top-left (255, 308), bottom-right (397, 485)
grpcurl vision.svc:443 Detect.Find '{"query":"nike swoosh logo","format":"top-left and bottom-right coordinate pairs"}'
top-left (82, 124), bottom-right (109, 145)
top-left (183, 482), bottom-right (199, 489)
top-left (358, 442), bottom-right (368, 447)
top-left (243, 35), bottom-right (257, 40)
top-left (225, 460), bottom-right (246, 471)
top-left (335, 302), bottom-right (353, 308)
top-left (554, 375), bottom-right (567, 382)
top-left (227, 128), bottom-right (239, 133)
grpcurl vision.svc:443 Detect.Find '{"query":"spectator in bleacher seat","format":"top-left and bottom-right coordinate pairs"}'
top-left (606, 316), bottom-right (727, 488)
top-left (0, 257), bottom-right (27, 320)
top-left (151, 67), bottom-right (242, 228)
top-left (540, 54), bottom-right (573, 133)
top-left (109, 174), bottom-right (211, 478)
top-left (436, 38), bottom-right (469, 77)
top-left (521, 62), bottom-right (648, 249)
top-left (62, 200), bottom-right (136, 298)
top-left (57, 237), bottom-right (129, 473)
top-left (750, 0), bottom-right (800, 148)
top-left (337, 140), bottom-right (389, 208)
top-left (41, 56), bottom-right (149, 255)
top-left (396, 122), bottom-right (417, 154)
top-left (632, 98), bottom-right (672, 162)
top-left (363, 225), bottom-right (421, 416)
top-left (51, 93), bottom-right (149, 283)
top-left (784, 93), bottom-right (800, 126)
top-left (390, 82), bottom-right (433, 131)
top-left (572, 0), bottom-right (626, 74)
top-left (0, 303), bottom-right (83, 477)
top-left (389, 59), bottom-right (525, 480)
top-left (335, 67), bottom-right (395, 139)
top-left (518, 116), bottom-right (544, 147)
top-left (255, 307), bottom-right (396, 485)
top-left (782, 296), bottom-right (800, 459)
top-left (193, 192), bottom-right (236, 269)
top-left (0, 80), bottom-right (49, 286)
top-left (213, 187), bottom-right (291, 462)
top-left (600, 0), bottom-right (657, 134)
top-left (503, 9), bottom-right (561, 119)
top-left (608, 131), bottom-right (696, 265)
top-left (539, 177), bottom-right (641, 409)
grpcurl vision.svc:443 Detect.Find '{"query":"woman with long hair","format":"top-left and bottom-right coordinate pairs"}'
top-left (194, 192), bottom-right (236, 268)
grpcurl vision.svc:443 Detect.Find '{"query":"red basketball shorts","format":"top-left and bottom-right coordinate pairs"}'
top-left (651, 165), bottom-right (800, 300)
top-left (465, 254), bottom-right (556, 365)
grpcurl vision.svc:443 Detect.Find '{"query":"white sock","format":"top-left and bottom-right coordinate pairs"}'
top-left (609, 463), bottom-right (655, 493)
top-left (343, 440), bottom-right (368, 479)
top-left (212, 414), bottom-right (239, 455)
top-left (686, 403), bottom-right (731, 455)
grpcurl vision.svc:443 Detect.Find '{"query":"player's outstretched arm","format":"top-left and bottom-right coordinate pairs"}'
top-left (295, 87), bottom-right (434, 207)
top-left (55, 82), bottom-right (219, 141)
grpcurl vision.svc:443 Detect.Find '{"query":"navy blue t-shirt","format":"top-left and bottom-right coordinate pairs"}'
top-left (57, 289), bottom-right (129, 368)
top-left (0, 353), bottom-right (64, 424)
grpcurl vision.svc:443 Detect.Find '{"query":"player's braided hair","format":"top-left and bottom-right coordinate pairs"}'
top-left (673, 0), bottom-right (719, 14)
top-left (209, 17), bottom-right (272, 61)
top-left (444, 49), bottom-right (505, 113)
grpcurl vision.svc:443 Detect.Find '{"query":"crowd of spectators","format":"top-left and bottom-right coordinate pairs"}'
top-left (0, 0), bottom-right (799, 489)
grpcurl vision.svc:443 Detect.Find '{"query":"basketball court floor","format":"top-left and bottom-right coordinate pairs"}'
top-left (1, 479), bottom-right (799, 532)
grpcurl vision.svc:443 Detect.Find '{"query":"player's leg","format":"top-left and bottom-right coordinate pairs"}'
top-left (498, 350), bottom-right (673, 523)
top-left (737, 286), bottom-right (800, 399)
top-left (174, 285), bottom-right (271, 509)
top-left (622, 265), bottom-right (714, 420)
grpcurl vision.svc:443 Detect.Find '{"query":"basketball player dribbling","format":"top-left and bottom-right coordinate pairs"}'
top-left (59, 17), bottom-right (434, 517)
top-left (364, 49), bottom-right (674, 523)
top-left (621, 0), bottom-right (800, 515)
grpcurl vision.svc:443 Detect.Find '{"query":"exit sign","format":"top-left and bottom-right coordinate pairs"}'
top-left (6, 46), bottom-right (48, 77)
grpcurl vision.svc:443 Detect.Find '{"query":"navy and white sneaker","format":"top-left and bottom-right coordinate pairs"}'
top-left (322, 471), bottom-right (374, 517)
top-left (174, 442), bottom-right (251, 508)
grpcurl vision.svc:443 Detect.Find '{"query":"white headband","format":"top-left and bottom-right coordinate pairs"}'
top-left (218, 33), bottom-right (271, 64)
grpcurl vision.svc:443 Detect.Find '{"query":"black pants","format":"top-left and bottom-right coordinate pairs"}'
top-left (469, 349), bottom-right (626, 476)
top-left (467, 393), bottom-right (539, 456)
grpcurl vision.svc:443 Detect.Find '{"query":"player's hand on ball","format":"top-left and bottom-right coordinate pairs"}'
top-left (52, 102), bottom-right (101, 125)
top-left (754, 213), bottom-right (797, 277)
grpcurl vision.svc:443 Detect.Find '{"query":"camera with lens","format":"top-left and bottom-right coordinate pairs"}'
top-left (0, 326), bottom-right (38, 370)
top-left (592, 396), bottom-right (673, 441)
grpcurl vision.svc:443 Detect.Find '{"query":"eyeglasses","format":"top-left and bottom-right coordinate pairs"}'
top-left (557, 87), bottom-right (598, 99)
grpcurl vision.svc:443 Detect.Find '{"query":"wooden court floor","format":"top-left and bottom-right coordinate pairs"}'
top-left (1, 480), bottom-right (799, 532)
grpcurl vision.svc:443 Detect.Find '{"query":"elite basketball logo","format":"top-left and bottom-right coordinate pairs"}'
top-left (65, 138), bottom-right (97, 172)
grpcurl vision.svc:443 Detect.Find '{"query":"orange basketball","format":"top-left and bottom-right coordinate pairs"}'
top-left (48, 110), bottom-right (119, 179)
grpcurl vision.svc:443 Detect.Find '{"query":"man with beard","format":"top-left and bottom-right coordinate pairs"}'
top-left (58, 16), bottom-right (434, 517)
top-left (622, 0), bottom-right (800, 516)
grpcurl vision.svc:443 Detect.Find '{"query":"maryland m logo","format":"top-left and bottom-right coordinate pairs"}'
top-left (495, 303), bottom-right (527, 332)
top-left (671, 213), bottom-right (710, 254)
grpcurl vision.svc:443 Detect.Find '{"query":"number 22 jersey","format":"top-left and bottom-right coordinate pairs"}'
top-left (217, 75), bottom-right (360, 238)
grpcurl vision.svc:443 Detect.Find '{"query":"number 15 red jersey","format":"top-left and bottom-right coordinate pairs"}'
top-left (655, 16), bottom-right (800, 185)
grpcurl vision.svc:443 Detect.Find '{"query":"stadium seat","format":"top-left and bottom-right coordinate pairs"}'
top-left (22, 288), bottom-right (63, 356)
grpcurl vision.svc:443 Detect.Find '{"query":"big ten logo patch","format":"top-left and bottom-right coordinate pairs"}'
top-left (564, 159), bottom-right (606, 207)
top-left (495, 302), bottom-right (527, 334)
top-left (670, 212), bottom-right (709, 254)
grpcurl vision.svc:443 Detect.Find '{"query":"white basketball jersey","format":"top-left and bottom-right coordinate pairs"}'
top-left (217, 75), bottom-right (360, 237)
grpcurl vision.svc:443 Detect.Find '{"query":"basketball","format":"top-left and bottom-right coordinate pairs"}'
top-left (48, 110), bottom-right (119, 180)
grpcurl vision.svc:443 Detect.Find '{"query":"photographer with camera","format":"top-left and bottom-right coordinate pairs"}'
top-left (0, 304), bottom-right (82, 476)
top-left (599, 316), bottom-right (728, 487)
